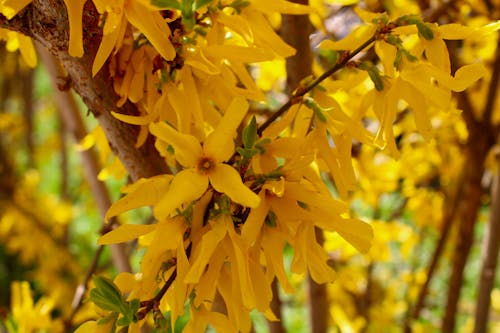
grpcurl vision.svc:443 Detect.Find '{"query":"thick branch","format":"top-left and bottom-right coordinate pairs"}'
top-left (1, 0), bottom-right (169, 181)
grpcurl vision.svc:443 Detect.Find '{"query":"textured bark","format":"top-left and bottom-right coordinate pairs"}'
top-left (307, 227), bottom-right (329, 333)
top-left (281, 0), bottom-right (314, 95)
top-left (268, 278), bottom-right (286, 333)
top-left (441, 105), bottom-right (496, 332)
top-left (21, 68), bottom-right (35, 167)
top-left (441, 144), bottom-right (487, 333)
top-left (473, 152), bottom-right (500, 333)
top-left (1, 0), bottom-right (169, 182)
top-left (441, 36), bottom-right (499, 333)
top-left (280, 3), bottom-right (329, 333)
top-left (472, 36), bottom-right (500, 333)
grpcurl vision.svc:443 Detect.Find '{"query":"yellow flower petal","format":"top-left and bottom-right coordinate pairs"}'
top-left (154, 169), bottom-right (209, 220)
top-left (209, 163), bottom-right (260, 208)
top-left (105, 175), bottom-right (173, 221)
top-left (215, 12), bottom-right (253, 43)
top-left (438, 23), bottom-right (475, 39)
top-left (261, 229), bottom-right (294, 293)
top-left (74, 321), bottom-right (98, 333)
top-left (241, 191), bottom-right (270, 245)
top-left (242, 9), bottom-right (296, 57)
top-left (0, 0), bottom-right (32, 19)
top-left (204, 96), bottom-right (249, 162)
top-left (251, 0), bottom-right (312, 14)
top-left (397, 78), bottom-right (431, 140)
top-left (423, 36), bottom-right (450, 72)
top-left (318, 25), bottom-right (377, 51)
top-left (62, 0), bottom-right (86, 57)
top-left (375, 40), bottom-right (396, 77)
top-left (150, 122), bottom-right (203, 167)
top-left (124, 0), bottom-right (176, 60)
top-left (17, 33), bottom-right (37, 68)
top-left (93, 21), bottom-right (121, 76)
top-left (203, 45), bottom-right (275, 63)
top-left (111, 109), bottom-right (157, 125)
top-left (98, 223), bottom-right (157, 245)
top-left (185, 219), bottom-right (228, 284)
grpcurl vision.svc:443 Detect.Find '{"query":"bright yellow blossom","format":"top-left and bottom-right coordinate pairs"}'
top-left (149, 96), bottom-right (260, 220)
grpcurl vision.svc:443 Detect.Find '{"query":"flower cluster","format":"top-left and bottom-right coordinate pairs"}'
top-left (1, 0), bottom-right (498, 332)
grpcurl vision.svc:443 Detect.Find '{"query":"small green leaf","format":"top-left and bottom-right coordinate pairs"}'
top-left (194, 0), bottom-right (213, 10)
top-left (117, 317), bottom-right (131, 326)
top-left (416, 21), bottom-right (434, 40)
top-left (367, 68), bottom-right (384, 91)
top-left (394, 49), bottom-right (403, 69)
top-left (243, 116), bottom-right (258, 149)
top-left (265, 211), bottom-right (278, 227)
top-left (303, 97), bottom-right (327, 123)
top-left (151, 0), bottom-right (182, 9)
top-left (229, 0), bottom-right (250, 10)
top-left (90, 276), bottom-right (127, 313)
top-left (395, 14), bottom-right (420, 26)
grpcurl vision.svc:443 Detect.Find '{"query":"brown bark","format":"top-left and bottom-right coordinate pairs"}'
top-left (473, 151), bottom-right (500, 333)
top-left (441, 143), bottom-right (488, 333)
top-left (307, 227), bottom-right (330, 333)
top-left (21, 68), bottom-right (35, 167)
top-left (280, 3), bottom-right (330, 333)
top-left (472, 35), bottom-right (500, 333)
top-left (441, 34), bottom-right (499, 333)
top-left (281, 0), bottom-right (314, 96)
top-left (1, 0), bottom-right (169, 182)
top-left (268, 278), bottom-right (286, 333)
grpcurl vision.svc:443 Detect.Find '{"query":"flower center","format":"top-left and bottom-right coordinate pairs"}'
top-left (197, 156), bottom-right (216, 175)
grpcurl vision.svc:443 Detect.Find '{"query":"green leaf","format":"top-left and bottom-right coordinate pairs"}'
top-left (151, 0), bottom-right (182, 9)
top-left (416, 21), bottom-right (434, 40)
top-left (90, 276), bottom-right (127, 313)
top-left (228, 0), bottom-right (251, 10)
top-left (265, 211), bottom-right (277, 227)
top-left (97, 313), bottom-right (118, 326)
top-left (395, 14), bottom-right (420, 26)
top-left (243, 116), bottom-right (257, 149)
top-left (194, 0), bottom-right (213, 10)
top-left (367, 67), bottom-right (384, 91)
top-left (303, 97), bottom-right (327, 123)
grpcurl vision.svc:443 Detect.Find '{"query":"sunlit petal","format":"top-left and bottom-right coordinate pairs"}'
top-left (185, 219), bottom-right (228, 284)
top-left (209, 164), bottom-right (260, 208)
top-left (204, 96), bottom-right (249, 162)
top-left (62, 0), bottom-right (86, 57)
top-left (150, 122), bottom-right (203, 167)
top-left (241, 191), bottom-right (270, 245)
top-left (98, 224), bottom-right (157, 245)
top-left (154, 169), bottom-right (208, 221)
top-left (124, 0), bottom-right (176, 60)
top-left (105, 175), bottom-right (173, 221)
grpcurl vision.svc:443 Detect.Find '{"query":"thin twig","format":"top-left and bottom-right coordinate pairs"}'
top-left (69, 245), bottom-right (105, 321)
top-left (257, 36), bottom-right (377, 135)
top-left (136, 243), bottom-right (192, 320)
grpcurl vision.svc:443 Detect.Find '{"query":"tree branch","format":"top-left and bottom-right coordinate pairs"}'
top-left (257, 36), bottom-right (376, 135)
top-left (1, 0), bottom-right (169, 181)
top-left (473, 149), bottom-right (500, 333)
